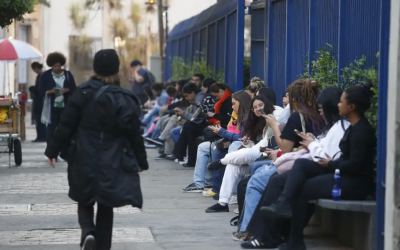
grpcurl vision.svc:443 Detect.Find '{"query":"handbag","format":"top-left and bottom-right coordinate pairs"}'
top-left (203, 126), bottom-right (221, 142)
top-left (190, 102), bottom-right (207, 125)
top-left (41, 93), bottom-right (51, 125)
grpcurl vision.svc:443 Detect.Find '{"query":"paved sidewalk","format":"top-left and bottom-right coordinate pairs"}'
top-left (0, 126), bottom-right (352, 250)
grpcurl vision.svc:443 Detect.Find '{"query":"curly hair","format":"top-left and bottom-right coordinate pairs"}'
top-left (46, 52), bottom-right (66, 67)
top-left (287, 79), bottom-right (324, 135)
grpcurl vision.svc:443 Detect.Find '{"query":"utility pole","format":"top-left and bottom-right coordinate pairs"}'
top-left (157, 0), bottom-right (165, 81)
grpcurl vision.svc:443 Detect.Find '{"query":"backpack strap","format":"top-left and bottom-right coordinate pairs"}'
top-left (95, 85), bottom-right (110, 99)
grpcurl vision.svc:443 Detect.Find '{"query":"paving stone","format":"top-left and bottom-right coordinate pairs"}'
top-left (0, 228), bottom-right (154, 246)
top-left (0, 203), bottom-right (141, 216)
top-left (0, 173), bottom-right (68, 194)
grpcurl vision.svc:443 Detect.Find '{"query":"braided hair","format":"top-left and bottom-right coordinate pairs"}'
top-left (287, 79), bottom-right (324, 135)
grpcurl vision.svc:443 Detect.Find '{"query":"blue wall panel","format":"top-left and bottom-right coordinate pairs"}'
top-left (165, 44), bottom-right (172, 80)
top-left (185, 35), bottom-right (191, 61)
top-left (267, 0), bottom-right (287, 105)
top-left (192, 31), bottom-right (200, 61)
top-left (200, 28), bottom-right (207, 59)
top-left (251, 6), bottom-right (265, 80)
top-left (178, 37), bottom-right (186, 59)
top-left (339, 0), bottom-right (381, 71)
top-left (216, 18), bottom-right (226, 74)
top-left (312, 0), bottom-right (339, 59)
top-left (286, 0), bottom-right (309, 85)
top-left (207, 23), bottom-right (217, 69)
top-left (226, 11), bottom-right (238, 89)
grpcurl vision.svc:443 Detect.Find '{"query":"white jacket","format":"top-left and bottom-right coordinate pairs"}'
top-left (308, 120), bottom-right (350, 162)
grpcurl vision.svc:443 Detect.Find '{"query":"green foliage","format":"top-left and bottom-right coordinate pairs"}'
top-left (0, 0), bottom-right (36, 28)
top-left (171, 56), bottom-right (225, 82)
top-left (243, 57), bottom-right (251, 88)
top-left (299, 44), bottom-right (339, 89)
top-left (301, 46), bottom-right (379, 133)
top-left (341, 53), bottom-right (379, 132)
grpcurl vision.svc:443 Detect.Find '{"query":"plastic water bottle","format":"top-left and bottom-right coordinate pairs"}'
top-left (332, 169), bottom-right (342, 201)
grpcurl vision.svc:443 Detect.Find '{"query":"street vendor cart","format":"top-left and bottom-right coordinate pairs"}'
top-left (0, 98), bottom-right (22, 166)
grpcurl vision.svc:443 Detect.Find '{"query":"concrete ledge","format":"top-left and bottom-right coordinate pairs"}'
top-left (316, 199), bottom-right (376, 213)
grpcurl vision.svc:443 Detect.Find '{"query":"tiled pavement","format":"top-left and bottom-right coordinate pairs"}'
top-left (0, 125), bottom-right (352, 250)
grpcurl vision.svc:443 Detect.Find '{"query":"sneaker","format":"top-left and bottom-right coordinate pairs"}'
top-left (205, 203), bottom-right (229, 213)
top-left (81, 234), bottom-right (96, 250)
top-left (204, 184), bottom-right (213, 190)
top-left (260, 196), bottom-right (292, 218)
top-left (145, 137), bottom-right (164, 147)
top-left (234, 208), bottom-right (239, 214)
top-left (182, 183), bottom-right (204, 193)
top-left (240, 239), bottom-right (277, 249)
top-left (207, 160), bottom-right (225, 171)
top-left (213, 193), bottom-right (220, 200)
top-left (229, 195), bottom-right (238, 205)
top-left (166, 155), bottom-right (176, 161)
top-left (145, 143), bottom-right (157, 149)
top-left (232, 231), bottom-right (250, 241)
top-left (182, 163), bottom-right (194, 168)
top-left (155, 154), bottom-right (167, 160)
top-left (202, 189), bottom-right (217, 197)
top-left (179, 159), bottom-right (188, 165)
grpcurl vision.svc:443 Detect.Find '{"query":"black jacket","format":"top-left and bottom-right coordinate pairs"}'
top-left (45, 80), bottom-right (148, 208)
top-left (213, 96), bottom-right (233, 128)
top-left (328, 117), bottom-right (376, 176)
top-left (39, 69), bottom-right (77, 110)
top-left (32, 74), bottom-right (43, 117)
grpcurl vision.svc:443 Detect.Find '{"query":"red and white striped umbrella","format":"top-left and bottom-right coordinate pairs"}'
top-left (0, 39), bottom-right (43, 61)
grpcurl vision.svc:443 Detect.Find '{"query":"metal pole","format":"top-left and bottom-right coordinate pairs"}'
top-left (157, 0), bottom-right (165, 81)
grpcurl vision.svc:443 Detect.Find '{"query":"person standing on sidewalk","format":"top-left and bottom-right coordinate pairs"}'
top-left (30, 62), bottom-right (46, 142)
top-left (39, 52), bottom-right (77, 146)
top-left (45, 49), bottom-right (148, 250)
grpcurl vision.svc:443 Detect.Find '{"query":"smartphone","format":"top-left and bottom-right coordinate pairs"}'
top-left (259, 146), bottom-right (270, 152)
top-left (314, 156), bottom-right (324, 159)
top-left (227, 113), bottom-right (237, 121)
top-left (260, 110), bottom-right (267, 115)
top-left (54, 86), bottom-right (61, 90)
top-left (216, 121), bottom-right (221, 126)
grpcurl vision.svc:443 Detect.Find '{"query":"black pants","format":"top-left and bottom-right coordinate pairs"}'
top-left (173, 121), bottom-right (206, 166)
top-left (247, 159), bottom-right (372, 245)
top-left (78, 202), bottom-right (114, 250)
top-left (46, 107), bottom-right (64, 143)
top-left (34, 114), bottom-right (47, 141)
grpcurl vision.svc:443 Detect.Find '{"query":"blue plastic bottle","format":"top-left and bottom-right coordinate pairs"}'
top-left (332, 169), bottom-right (342, 201)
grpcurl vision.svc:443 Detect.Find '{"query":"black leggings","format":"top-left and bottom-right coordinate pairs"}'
top-left (78, 202), bottom-right (114, 250)
top-left (173, 121), bottom-right (206, 166)
top-left (247, 159), bottom-right (372, 244)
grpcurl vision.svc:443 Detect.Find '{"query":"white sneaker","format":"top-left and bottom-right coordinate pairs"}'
top-left (229, 195), bottom-right (238, 205)
top-left (234, 208), bottom-right (239, 214)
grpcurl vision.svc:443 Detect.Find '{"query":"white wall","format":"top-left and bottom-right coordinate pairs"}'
top-left (167, 0), bottom-right (218, 31)
top-left (42, 0), bottom-right (103, 70)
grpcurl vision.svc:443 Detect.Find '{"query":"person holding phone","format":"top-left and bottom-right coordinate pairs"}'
top-left (39, 52), bottom-right (77, 152)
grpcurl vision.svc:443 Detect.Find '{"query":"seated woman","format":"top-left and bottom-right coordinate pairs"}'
top-left (204, 95), bottom-right (275, 213)
top-left (208, 87), bottom-right (285, 199)
top-left (181, 90), bottom-right (251, 192)
top-left (173, 83), bottom-right (233, 167)
top-left (235, 86), bottom-right (348, 242)
top-left (243, 84), bottom-right (376, 249)
top-left (245, 77), bottom-right (266, 99)
top-left (141, 83), bottom-right (170, 131)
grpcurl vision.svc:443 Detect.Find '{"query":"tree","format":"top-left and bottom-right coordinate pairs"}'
top-left (0, 0), bottom-right (36, 28)
top-left (129, 3), bottom-right (141, 37)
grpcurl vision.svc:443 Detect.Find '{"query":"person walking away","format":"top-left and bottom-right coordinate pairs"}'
top-left (45, 49), bottom-right (148, 250)
top-left (39, 52), bottom-right (77, 151)
top-left (30, 62), bottom-right (46, 142)
top-left (130, 60), bottom-right (155, 105)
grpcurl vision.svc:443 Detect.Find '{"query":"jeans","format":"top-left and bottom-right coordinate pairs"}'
top-left (212, 141), bottom-right (242, 194)
top-left (170, 127), bottom-right (182, 143)
top-left (249, 160), bottom-right (270, 175)
top-left (193, 142), bottom-right (214, 188)
top-left (141, 106), bottom-right (161, 132)
top-left (240, 163), bottom-right (275, 232)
